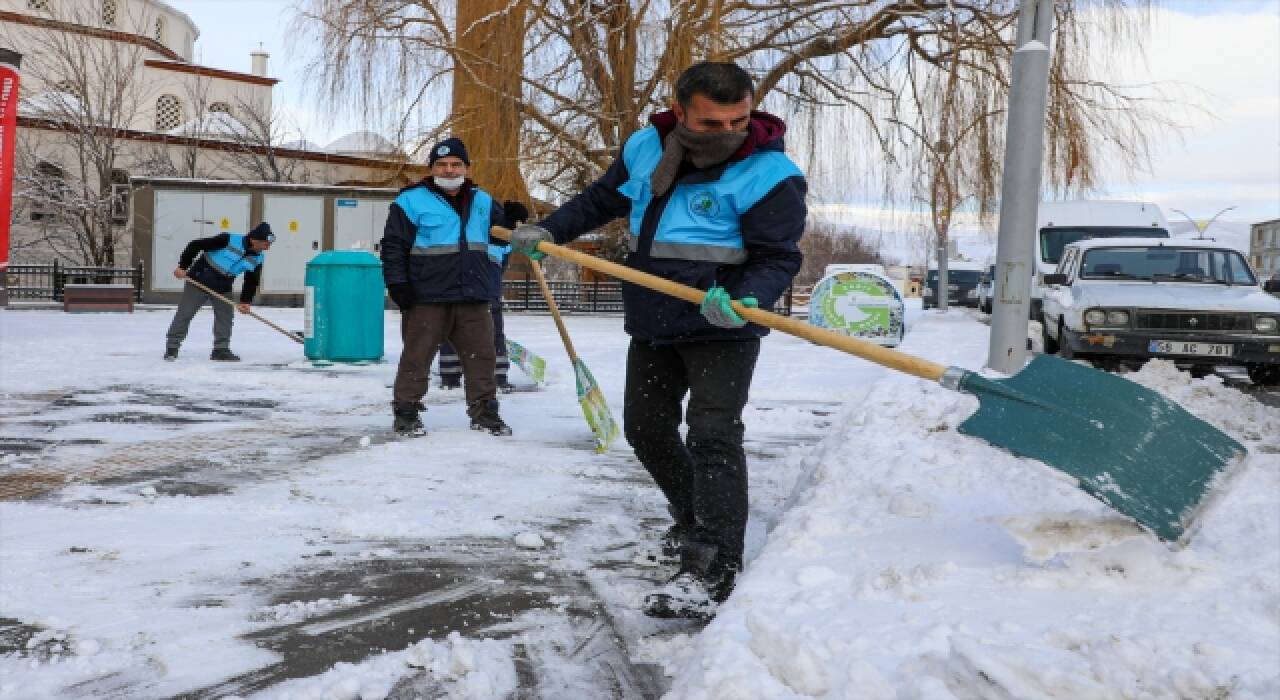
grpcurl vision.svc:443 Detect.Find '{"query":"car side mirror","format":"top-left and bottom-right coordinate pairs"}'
top-left (1043, 273), bottom-right (1068, 287)
top-left (1265, 279), bottom-right (1280, 293)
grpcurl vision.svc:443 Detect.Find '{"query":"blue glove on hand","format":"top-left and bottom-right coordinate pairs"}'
top-left (511, 224), bottom-right (553, 261)
top-left (700, 285), bottom-right (758, 328)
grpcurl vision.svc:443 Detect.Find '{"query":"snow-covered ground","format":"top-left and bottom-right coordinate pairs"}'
top-left (1, 302), bottom-right (1276, 699)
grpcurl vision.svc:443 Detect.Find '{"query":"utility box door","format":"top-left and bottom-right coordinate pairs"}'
top-left (368, 200), bottom-right (391, 253)
top-left (152, 191), bottom-right (249, 291)
top-left (333, 198), bottom-right (392, 253)
top-left (262, 194), bottom-right (323, 293)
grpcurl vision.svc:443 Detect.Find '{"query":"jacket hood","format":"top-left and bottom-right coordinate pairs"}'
top-left (648, 109), bottom-right (787, 160)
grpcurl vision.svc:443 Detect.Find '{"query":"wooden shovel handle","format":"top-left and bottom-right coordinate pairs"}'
top-left (528, 258), bottom-right (579, 362)
top-left (183, 276), bottom-right (304, 344)
top-left (494, 226), bottom-right (948, 382)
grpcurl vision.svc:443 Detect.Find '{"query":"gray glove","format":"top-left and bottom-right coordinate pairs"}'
top-left (511, 224), bottom-right (553, 261)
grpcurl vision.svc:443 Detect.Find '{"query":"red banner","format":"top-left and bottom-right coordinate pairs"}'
top-left (0, 50), bottom-right (21, 277)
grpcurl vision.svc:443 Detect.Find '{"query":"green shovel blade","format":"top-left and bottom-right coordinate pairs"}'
top-left (506, 339), bottom-right (547, 385)
top-left (956, 355), bottom-right (1245, 542)
top-left (573, 360), bottom-right (620, 453)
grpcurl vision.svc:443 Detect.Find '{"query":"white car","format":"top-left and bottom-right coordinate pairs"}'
top-left (1040, 238), bottom-right (1280, 385)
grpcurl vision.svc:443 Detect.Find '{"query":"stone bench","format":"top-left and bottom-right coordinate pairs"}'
top-left (63, 283), bottom-right (135, 313)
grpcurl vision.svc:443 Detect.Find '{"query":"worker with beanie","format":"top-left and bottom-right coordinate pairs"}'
top-left (164, 222), bottom-right (275, 362)
top-left (381, 136), bottom-right (528, 437)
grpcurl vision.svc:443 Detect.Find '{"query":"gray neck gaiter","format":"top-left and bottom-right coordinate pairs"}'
top-left (650, 123), bottom-right (748, 197)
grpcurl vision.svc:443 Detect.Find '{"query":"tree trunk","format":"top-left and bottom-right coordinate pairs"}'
top-left (451, 0), bottom-right (530, 206)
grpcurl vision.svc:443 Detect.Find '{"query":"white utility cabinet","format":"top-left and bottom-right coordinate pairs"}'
top-left (333, 197), bottom-right (392, 253)
top-left (262, 194), bottom-right (324, 293)
top-left (152, 191), bottom-right (250, 291)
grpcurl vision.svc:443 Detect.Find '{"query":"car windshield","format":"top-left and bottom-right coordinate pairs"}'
top-left (1079, 247), bottom-right (1257, 285)
top-left (1040, 227), bottom-right (1169, 265)
top-left (926, 270), bottom-right (981, 284)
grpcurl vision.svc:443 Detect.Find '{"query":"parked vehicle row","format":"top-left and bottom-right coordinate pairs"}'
top-left (1039, 237), bottom-right (1280, 385)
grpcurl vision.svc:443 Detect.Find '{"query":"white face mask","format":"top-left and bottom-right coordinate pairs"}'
top-left (433, 175), bottom-right (465, 190)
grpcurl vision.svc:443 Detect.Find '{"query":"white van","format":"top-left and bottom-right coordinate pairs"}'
top-left (1030, 201), bottom-right (1170, 321)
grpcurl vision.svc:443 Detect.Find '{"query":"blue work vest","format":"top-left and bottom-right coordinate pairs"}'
top-left (203, 234), bottom-right (264, 277)
top-left (615, 127), bottom-right (803, 263)
top-left (394, 187), bottom-right (494, 256)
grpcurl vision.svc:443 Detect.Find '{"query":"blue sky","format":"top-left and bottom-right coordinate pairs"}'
top-left (166, 0), bottom-right (1279, 223)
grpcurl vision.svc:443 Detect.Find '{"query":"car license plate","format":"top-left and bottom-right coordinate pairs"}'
top-left (1148, 340), bottom-right (1234, 357)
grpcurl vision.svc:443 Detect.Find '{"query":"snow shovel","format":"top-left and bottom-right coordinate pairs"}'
top-left (505, 338), bottom-right (547, 385)
top-left (528, 258), bottom-right (620, 453)
top-left (182, 277), bottom-right (303, 344)
top-left (495, 226), bottom-right (1246, 542)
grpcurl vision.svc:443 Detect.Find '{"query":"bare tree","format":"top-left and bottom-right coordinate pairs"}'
top-left (220, 97), bottom-right (313, 183)
top-left (795, 220), bottom-right (886, 287)
top-left (8, 4), bottom-right (155, 265)
top-left (298, 0), bottom-right (1175, 218)
top-left (136, 72), bottom-right (230, 179)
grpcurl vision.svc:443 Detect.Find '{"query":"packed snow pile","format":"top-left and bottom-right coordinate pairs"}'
top-left (661, 359), bottom-right (1279, 698)
top-left (240, 632), bottom-right (515, 700)
top-left (251, 595), bottom-right (365, 624)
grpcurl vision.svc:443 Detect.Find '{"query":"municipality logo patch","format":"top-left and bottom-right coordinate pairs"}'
top-left (437, 145), bottom-right (450, 156)
top-left (688, 190), bottom-right (720, 218)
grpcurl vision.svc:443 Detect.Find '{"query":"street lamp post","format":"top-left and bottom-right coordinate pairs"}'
top-left (987, 0), bottom-right (1053, 374)
top-left (1169, 206), bottom-right (1237, 240)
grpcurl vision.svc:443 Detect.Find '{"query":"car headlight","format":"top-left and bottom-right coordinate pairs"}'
top-left (1106, 310), bottom-right (1130, 326)
top-left (1084, 309), bottom-right (1107, 326)
top-left (1257, 316), bottom-right (1279, 333)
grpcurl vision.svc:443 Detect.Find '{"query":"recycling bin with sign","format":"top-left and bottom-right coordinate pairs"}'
top-left (303, 250), bottom-right (384, 362)
top-left (807, 270), bottom-right (906, 347)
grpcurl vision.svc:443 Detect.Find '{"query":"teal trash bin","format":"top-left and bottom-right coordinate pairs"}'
top-left (304, 250), bottom-right (385, 362)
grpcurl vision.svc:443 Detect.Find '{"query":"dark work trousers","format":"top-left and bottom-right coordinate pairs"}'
top-left (440, 300), bottom-right (509, 385)
top-left (166, 281), bottom-right (234, 351)
top-left (394, 302), bottom-right (497, 419)
top-left (623, 337), bottom-right (761, 572)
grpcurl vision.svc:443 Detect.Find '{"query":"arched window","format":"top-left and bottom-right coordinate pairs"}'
top-left (208, 102), bottom-right (232, 115)
top-left (27, 0), bottom-right (51, 11)
top-left (154, 16), bottom-right (167, 44)
top-left (155, 94), bottom-right (182, 131)
top-left (101, 0), bottom-right (118, 26)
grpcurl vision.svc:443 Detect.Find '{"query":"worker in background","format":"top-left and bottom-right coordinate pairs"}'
top-left (381, 137), bottom-right (526, 437)
top-left (165, 223), bottom-right (275, 362)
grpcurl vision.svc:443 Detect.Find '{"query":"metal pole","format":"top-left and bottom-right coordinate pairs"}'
top-left (987, 0), bottom-right (1053, 374)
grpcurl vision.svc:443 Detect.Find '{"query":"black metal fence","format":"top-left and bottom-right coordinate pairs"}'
top-left (503, 277), bottom-right (625, 313)
top-left (4, 262), bottom-right (145, 301)
top-left (4, 264), bottom-right (794, 315)
top-left (501, 275), bottom-right (794, 316)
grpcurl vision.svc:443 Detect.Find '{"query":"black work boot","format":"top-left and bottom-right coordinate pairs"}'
top-left (210, 348), bottom-right (241, 362)
top-left (469, 399), bottom-right (512, 436)
top-left (496, 376), bottom-right (515, 394)
top-left (637, 521), bottom-right (687, 567)
top-left (164, 348), bottom-right (179, 361)
top-left (439, 375), bottom-right (462, 390)
top-left (392, 401), bottom-right (426, 437)
top-left (643, 541), bottom-right (738, 620)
